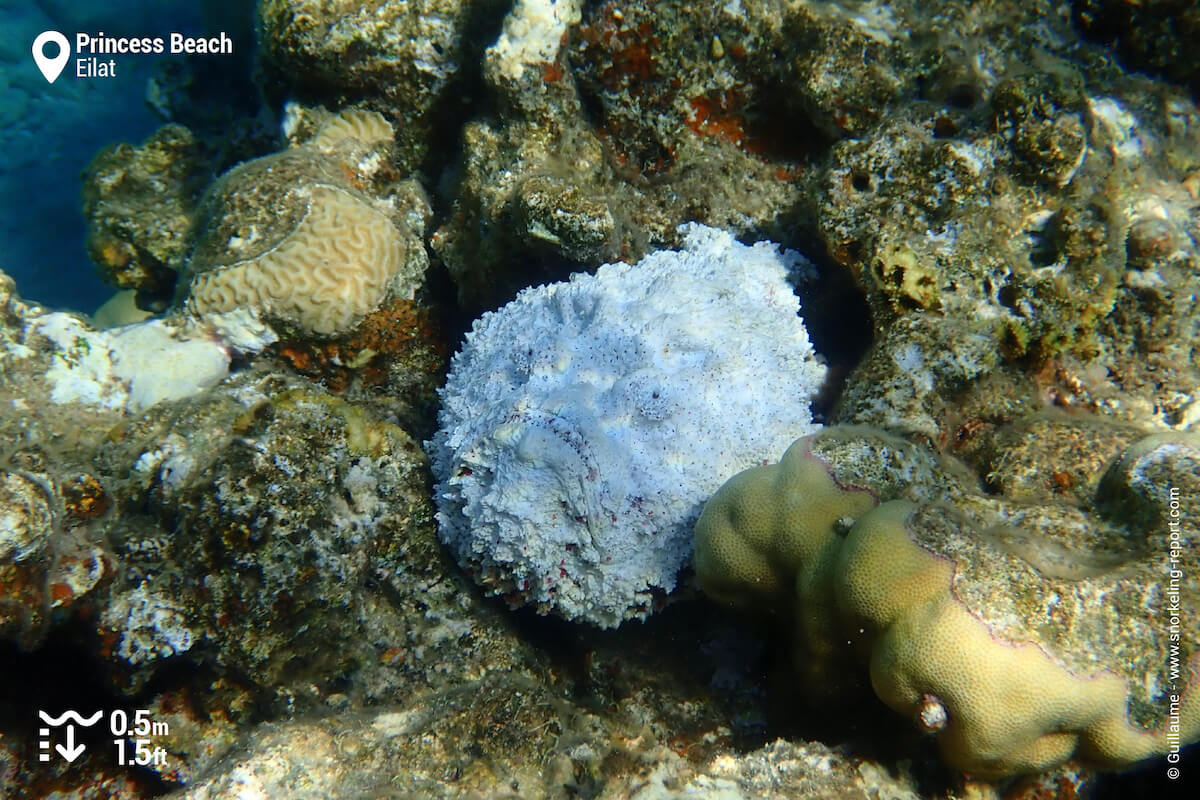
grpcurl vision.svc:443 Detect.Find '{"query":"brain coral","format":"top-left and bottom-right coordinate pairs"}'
top-left (309, 109), bottom-right (395, 150)
top-left (429, 224), bottom-right (827, 627)
top-left (695, 426), bottom-right (1200, 777)
top-left (180, 110), bottom-right (426, 338)
top-left (186, 185), bottom-right (405, 336)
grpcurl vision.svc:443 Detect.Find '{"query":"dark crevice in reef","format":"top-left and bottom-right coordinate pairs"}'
top-left (415, 0), bottom-right (513, 198)
top-left (0, 619), bottom-right (120, 743)
top-left (1091, 747), bottom-right (1200, 799)
top-left (749, 80), bottom-right (842, 163)
top-left (792, 246), bottom-right (875, 424)
top-left (0, 616), bottom-right (175, 796)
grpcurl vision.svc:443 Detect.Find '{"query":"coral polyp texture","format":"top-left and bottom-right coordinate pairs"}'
top-left (308, 109), bottom-right (396, 150)
top-left (186, 185), bottom-right (405, 336)
top-left (695, 426), bottom-right (1199, 778)
top-left (429, 224), bottom-right (826, 627)
top-left (180, 110), bottom-right (428, 338)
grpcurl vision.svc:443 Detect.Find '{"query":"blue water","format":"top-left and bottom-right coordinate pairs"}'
top-left (0, 1), bottom-right (252, 312)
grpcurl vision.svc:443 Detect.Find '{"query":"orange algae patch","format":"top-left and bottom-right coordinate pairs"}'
top-left (274, 298), bottom-right (446, 393)
top-left (688, 95), bottom-right (749, 148)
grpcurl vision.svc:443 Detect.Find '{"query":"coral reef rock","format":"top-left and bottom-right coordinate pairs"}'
top-left (257, 0), bottom-right (507, 171)
top-left (178, 110), bottom-right (430, 339)
top-left (434, 0), bottom-right (816, 312)
top-left (81, 124), bottom-right (211, 309)
top-left (696, 425), bottom-right (1200, 778)
top-left (94, 370), bottom-right (532, 703)
top-left (430, 225), bottom-right (826, 627)
top-left (0, 272), bottom-right (273, 419)
top-left (177, 698), bottom-right (929, 800)
top-left (0, 270), bottom-right (269, 652)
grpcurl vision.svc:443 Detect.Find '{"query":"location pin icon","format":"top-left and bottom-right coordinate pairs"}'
top-left (32, 31), bottom-right (70, 84)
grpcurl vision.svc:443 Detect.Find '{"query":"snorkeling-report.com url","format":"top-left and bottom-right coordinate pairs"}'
top-left (1165, 485), bottom-right (1185, 781)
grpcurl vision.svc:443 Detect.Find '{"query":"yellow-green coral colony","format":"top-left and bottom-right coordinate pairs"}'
top-left (695, 426), bottom-right (1199, 778)
top-left (179, 111), bottom-right (426, 338)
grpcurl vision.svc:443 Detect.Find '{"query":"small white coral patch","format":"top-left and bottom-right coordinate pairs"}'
top-left (103, 582), bottom-right (195, 665)
top-left (26, 313), bottom-right (253, 413)
top-left (488, 0), bottom-right (581, 81)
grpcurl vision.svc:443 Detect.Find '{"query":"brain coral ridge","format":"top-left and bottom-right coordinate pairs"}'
top-left (187, 184), bottom-right (404, 336)
top-left (430, 224), bottom-right (827, 628)
top-left (181, 109), bottom-right (424, 338)
top-left (309, 109), bottom-right (395, 151)
top-left (695, 426), bottom-right (1199, 778)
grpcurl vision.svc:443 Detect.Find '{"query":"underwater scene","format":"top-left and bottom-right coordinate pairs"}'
top-left (0, 0), bottom-right (1197, 797)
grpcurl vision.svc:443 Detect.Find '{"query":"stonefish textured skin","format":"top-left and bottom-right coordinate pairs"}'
top-left (430, 224), bottom-right (826, 627)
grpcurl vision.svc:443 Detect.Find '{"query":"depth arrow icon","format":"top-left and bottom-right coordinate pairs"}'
top-left (56, 725), bottom-right (85, 762)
